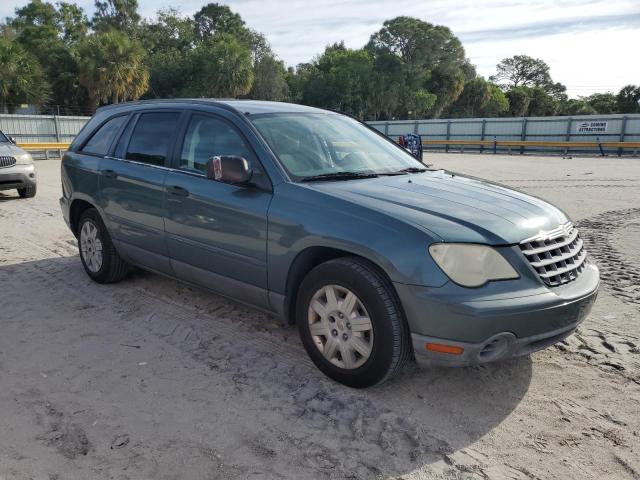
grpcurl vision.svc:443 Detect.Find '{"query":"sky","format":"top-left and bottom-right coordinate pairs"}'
top-left (2, 0), bottom-right (639, 97)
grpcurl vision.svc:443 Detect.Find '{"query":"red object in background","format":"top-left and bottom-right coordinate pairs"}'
top-left (398, 135), bottom-right (406, 147)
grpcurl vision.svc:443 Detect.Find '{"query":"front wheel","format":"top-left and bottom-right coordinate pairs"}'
top-left (18, 185), bottom-right (36, 198)
top-left (296, 257), bottom-right (412, 388)
top-left (78, 208), bottom-right (129, 283)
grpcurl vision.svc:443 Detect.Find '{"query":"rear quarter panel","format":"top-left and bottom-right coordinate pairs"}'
top-left (61, 151), bottom-right (104, 231)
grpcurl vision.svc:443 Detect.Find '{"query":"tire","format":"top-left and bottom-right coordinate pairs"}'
top-left (296, 257), bottom-right (412, 388)
top-left (18, 185), bottom-right (36, 198)
top-left (77, 208), bottom-right (129, 283)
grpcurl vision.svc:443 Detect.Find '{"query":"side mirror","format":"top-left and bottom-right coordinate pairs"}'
top-left (9, 136), bottom-right (16, 144)
top-left (206, 155), bottom-right (253, 185)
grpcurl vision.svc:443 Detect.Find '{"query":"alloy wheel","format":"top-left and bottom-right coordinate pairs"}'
top-left (80, 220), bottom-right (104, 273)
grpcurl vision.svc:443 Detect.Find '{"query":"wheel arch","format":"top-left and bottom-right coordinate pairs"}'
top-left (69, 198), bottom-right (98, 237)
top-left (283, 246), bottom-right (404, 326)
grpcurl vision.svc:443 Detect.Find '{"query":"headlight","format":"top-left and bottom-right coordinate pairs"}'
top-left (429, 243), bottom-right (519, 287)
top-left (15, 152), bottom-right (33, 165)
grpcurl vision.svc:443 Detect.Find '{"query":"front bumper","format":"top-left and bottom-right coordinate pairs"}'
top-left (395, 263), bottom-right (599, 367)
top-left (0, 163), bottom-right (36, 190)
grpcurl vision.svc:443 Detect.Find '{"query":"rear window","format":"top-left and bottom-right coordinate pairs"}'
top-left (81, 115), bottom-right (127, 155)
top-left (125, 112), bottom-right (180, 166)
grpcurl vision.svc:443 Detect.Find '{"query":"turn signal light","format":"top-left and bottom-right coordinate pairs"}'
top-left (425, 343), bottom-right (464, 355)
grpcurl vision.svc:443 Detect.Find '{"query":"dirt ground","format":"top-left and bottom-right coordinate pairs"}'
top-left (0, 153), bottom-right (639, 480)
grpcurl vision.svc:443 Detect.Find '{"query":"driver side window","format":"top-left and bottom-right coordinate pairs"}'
top-left (180, 114), bottom-right (253, 174)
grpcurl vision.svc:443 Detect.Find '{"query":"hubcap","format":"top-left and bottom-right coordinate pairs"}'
top-left (80, 220), bottom-right (103, 273)
top-left (307, 285), bottom-right (374, 369)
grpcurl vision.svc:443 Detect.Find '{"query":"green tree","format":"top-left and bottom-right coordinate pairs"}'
top-left (506, 86), bottom-right (531, 117)
top-left (490, 55), bottom-right (553, 89)
top-left (194, 3), bottom-right (246, 40)
top-left (77, 30), bottom-right (149, 107)
top-left (0, 37), bottom-right (49, 112)
top-left (447, 78), bottom-right (508, 118)
top-left (298, 43), bottom-right (375, 119)
top-left (8, 0), bottom-right (89, 112)
top-left (10, 0), bottom-right (60, 64)
top-left (527, 87), bottom-right (558, 116)
top-left (92, 0), bottom-right (140, 33)
top-left (616, 85), bottom-right (640, 113)
top-left (140, 8), bottom-right (195, 54)
top-left (367, 17), bottom-right (466, 70)
top-left (193, 3), bottom-right (272, 65)
top-left (250, 55), bottom-right (289, 101)
top-left (557, 99), bottom-right (596, 116)
top-left (186, 34), bottom-right (254, 98)
top-left (366, 52), bottom-right (404, 120)
top-left (583, 93), bottom-right (617, 114)
top-left (409, 89), bottom-right (436, 119)
top-left (366, 16), bottom-right (470, 118)
top-left (426, 65), bottom-right (466, 117)
top-left (57, 2), bottom-right (89, 44)
top-left (139, 9), bottom-right (196, 98)
top-left (285, 63), bottom-right (314, 104)
top-left (483, 84), bottom-right (509, 117)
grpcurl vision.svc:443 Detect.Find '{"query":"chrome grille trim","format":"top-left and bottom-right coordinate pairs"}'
top-left (519, 222), bottom-right (587, 287)
top-left (0, 156), bottom-right (17, 168)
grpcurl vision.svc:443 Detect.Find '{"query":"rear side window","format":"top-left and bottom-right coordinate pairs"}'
top-left (180, 114), bottom-right (254, 173)
top-left (113, 116), bottom-right (135, 159)
top-left (125, 112), bottom-right (180, 166)
top-left (81, 115), bottom-right (127, 155)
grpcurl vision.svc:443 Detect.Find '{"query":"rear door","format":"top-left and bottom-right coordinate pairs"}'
top-left (164, 110), bottom-right (272, 308)
top-left (100, 110), bottom-right (184, 274)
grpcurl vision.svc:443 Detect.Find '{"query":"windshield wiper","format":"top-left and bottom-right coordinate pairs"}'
top-left (376, 166), bottom-right (429, 176)
top-left (299, 171), bottom-right (378, 182)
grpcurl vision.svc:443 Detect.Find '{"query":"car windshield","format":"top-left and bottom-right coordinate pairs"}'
top-left (250, 113), bottom-right (424, 180)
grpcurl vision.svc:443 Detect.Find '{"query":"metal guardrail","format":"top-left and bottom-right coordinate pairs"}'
top-left (415, 139), bottom-right (640, 156)
top-left (18, 142), bottom-right (70, 159)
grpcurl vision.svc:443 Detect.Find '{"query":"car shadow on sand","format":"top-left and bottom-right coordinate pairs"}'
top-left (0, 190), bottom-right (21, 201)
top-left (1, 255), bottom-right (533, 478)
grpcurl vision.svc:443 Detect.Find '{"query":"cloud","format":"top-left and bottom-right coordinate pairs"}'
top-left (459, 13), bottom-right (640, 43)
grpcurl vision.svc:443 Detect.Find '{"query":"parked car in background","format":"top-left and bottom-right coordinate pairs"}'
top-left (60, 100), bottom-right (599, 387)
top-left (0, 130), bottom-right (37, 198)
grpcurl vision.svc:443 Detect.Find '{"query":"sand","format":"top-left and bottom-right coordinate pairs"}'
top-left (0, 153), bottom-right (638, 479)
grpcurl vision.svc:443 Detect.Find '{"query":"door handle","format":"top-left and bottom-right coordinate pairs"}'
top-left (167, 185), bottom-right (189, 197)
top-left (101, 169), bottom-right (117, 179)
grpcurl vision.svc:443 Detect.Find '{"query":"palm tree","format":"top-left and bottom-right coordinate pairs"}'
top-left (0, 37), bottom-right (49, 113)
top-left (77, 30), bottom-right (149, 109)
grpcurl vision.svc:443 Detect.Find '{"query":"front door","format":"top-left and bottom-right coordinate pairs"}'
top-left (100, 110), bottom-right (183, 274)
top-left (164, 111), bottom-right (272, 309)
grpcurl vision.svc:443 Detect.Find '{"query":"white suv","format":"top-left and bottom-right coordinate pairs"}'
top-left (0, 130), bottom-right (36, 198)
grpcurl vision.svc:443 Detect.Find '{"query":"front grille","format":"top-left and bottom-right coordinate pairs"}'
top-left (0, 156), bottom-right (16, 168)
top-left (519, 222), bottom-right (587, 287)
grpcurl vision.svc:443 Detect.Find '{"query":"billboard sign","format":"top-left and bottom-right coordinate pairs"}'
top-left (576, 121), bottom-right (608, 134)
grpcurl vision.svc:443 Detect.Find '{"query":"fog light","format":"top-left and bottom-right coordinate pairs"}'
top-left (425, 343), bottom-right (464, 355)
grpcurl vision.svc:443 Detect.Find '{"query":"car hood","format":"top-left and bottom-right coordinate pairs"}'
top-left (0, 142), bottom-right (27, 156)
top-left (305, 170), bottom-right (569, 244)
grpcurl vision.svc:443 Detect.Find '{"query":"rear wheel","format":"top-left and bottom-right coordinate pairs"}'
top-left (78, 208), bottom-right (129, 283)
top-left (296, 257), bottom-right (411, 388)
top-left (18, 185), bottom-right (36, 198)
